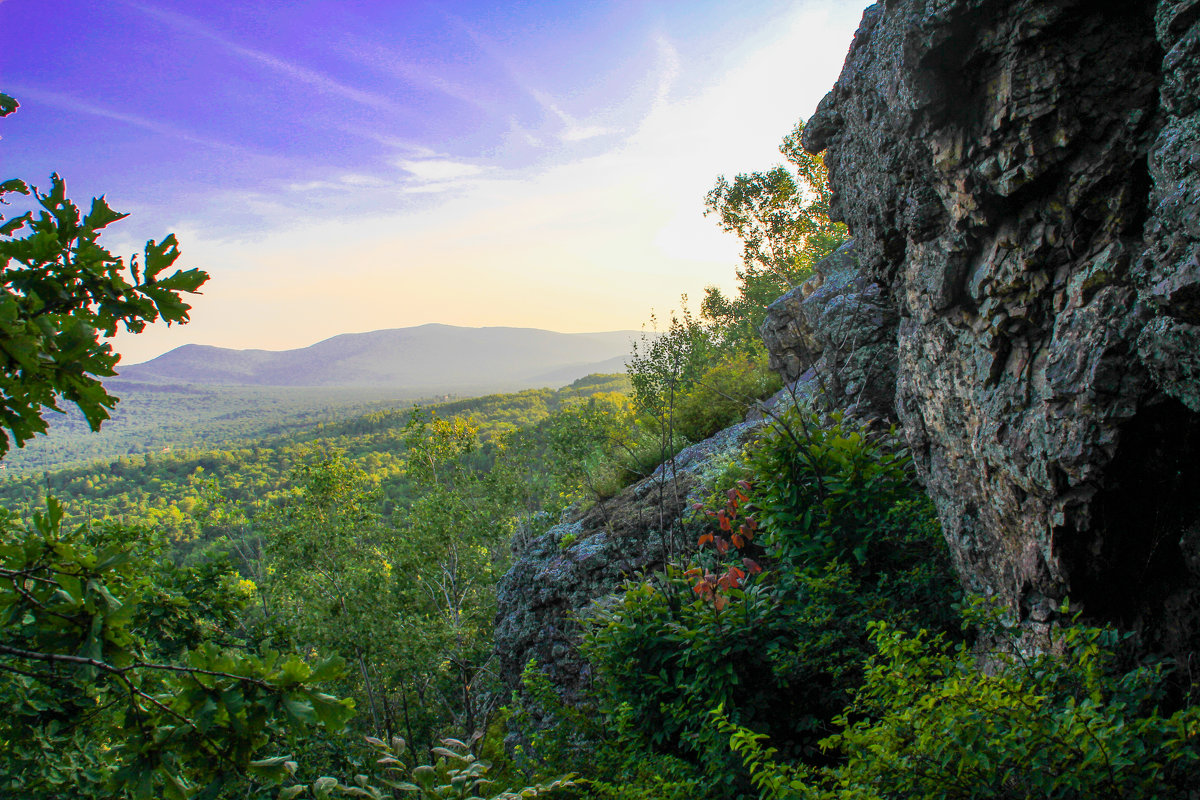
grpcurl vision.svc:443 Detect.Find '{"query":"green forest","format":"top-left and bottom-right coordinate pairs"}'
top-left (3, 83), bottom-right (1200, 800)
top-left (0, 383), bottom-right (448, 475)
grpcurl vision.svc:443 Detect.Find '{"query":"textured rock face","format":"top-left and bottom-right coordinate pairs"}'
top-left (494, 421), bottom-right (762, 697)
top-left (805, 0), bottom-right (1200, 648)
top-left (760, 240), bottom-right (899, 420)
top-left (1139, 1), bottom-right (1200, 412)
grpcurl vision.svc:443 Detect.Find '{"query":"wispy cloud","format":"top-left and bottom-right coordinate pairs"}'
top-left (529, 90), bottom-right (618, 142)
top-left (652, 35), bottom-right (681, 109)
top-left (6, 85), bottom-right (248, 153)
top-left (394, 158), bottom-right (483, 182)
top-left (286, 173), bottom-right (389, 193)
top-left (440, 9), bottom-right (618, 145)
top-left (342, 40), bottom-right (495, 113)
top-left (105, 0), bottom-right (873, 365)
top-left (126, 1), bottom-right (418, 120)
top-left (335, 127), bottom-right (439, 155)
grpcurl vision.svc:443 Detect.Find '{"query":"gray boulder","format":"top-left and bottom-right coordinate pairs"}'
top-left (494, 421), bottom-right (763, 699)
top-left (760, 240), bottom-right (899, 420)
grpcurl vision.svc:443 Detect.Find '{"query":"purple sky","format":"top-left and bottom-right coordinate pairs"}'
top-left (1, 0), bottom-right (871, 363)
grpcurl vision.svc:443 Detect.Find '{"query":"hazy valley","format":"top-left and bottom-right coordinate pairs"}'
top-left (3, 324), bottom-right (642, 473)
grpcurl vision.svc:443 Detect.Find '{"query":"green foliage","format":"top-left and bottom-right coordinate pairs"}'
top-left (0, 94), bottom-right (208, 456)
top-left (0, 376), bottom-right (632, 546)
top-left (702, 120), bottom-right (847, 351)
top-left (621, 306), bottom-right (731, 486)
top-left (673, 353), bottom-right (782, 442)
top-left (0, 367), bottom-right (643, 790)
top-left (583, 570), bottom-right (798, 796)
top-left (254, 455), bottom-right (400, 741)
top-left (506, 659), bottom-right (706, 800)
top-left (628, 307), bottom-right (716, 435)
top-left (0, 94), bottom-right (365, 797)
top-left (395, 413), bottom-right (508, 746)
top-left (280, 734), bottom-right (575, 800)
top-left (580, 409), bottom-right (958, 798)
top-left (242, 421), bottom-right (519, 766)
top-left (722, 606), bottom-right (1200, 799)
top-left (746, 407), bottom-right (944, 582)
top-left (541, 392), bottom-right (638, 504)
top-left (0, 499), bottom-right (353, 799)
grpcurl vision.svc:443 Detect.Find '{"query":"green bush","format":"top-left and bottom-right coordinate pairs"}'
top-left (723, 605), bottom-right (1200, 800)
top-left (579, 409), bottom-right (959, 798)
top-left (506, 660), bottom-right (705, 800)
top-left (673, 354), bottom-right (783, 442)
top-left (584, 570), bottom-right (801, 797)
top-left (279, 733), bottom-right (575, 800)
top-left (0, 501), bottom-right (353, 799)
top-left (745, 407), bottom-right (939, 579)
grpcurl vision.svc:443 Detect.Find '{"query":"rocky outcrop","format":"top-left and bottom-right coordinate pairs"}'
top-left (760, 240), bottom-right (899, 420)
top-left (803, 0), bottom-right (1200, 651)
top-left (1138, 1), bottom-right (1200, 412)
top-left (494, 421), bottom-right (762, 697)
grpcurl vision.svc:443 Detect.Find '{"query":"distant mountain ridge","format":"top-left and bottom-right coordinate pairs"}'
top-left (115, 324), bottom-right (641, 390)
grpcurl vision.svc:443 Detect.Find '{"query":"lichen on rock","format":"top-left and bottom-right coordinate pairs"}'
top-left (494, 421), bottom-right (762, 699)
top-left (799, 0), bottom-right (1200, 653)
top-left (760, 240), bottom-right (899, 421)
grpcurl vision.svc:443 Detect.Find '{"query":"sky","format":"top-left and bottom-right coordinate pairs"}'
top-left (0, 0), bottom-right (871, 364)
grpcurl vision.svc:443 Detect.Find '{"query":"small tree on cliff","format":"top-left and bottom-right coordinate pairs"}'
top-left (703, 120), bottom-right (847, 351)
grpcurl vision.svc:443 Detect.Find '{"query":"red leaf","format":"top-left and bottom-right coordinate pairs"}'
top-left (731, 533), bottom-right (745, 549)
top-left (714, 595), bottom-right (728, 612)
top-left (698, 533), bottom-right (713, 547)
top-left (742, 558), bottom-right (762, 575)
top-left (715, 537), bottom-right (729, 555)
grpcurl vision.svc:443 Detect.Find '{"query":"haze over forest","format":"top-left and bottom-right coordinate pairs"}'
top-left (117, 325), bottom-right (641, 389)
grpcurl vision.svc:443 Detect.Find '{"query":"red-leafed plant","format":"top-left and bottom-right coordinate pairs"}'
top-left (582, 409), bottom-right (960, 798)
top-left (687, 481), bottom-right (763, 612)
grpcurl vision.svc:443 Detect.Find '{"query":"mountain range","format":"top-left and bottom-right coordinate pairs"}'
top-left (114, 324), bottom-right (643, 391)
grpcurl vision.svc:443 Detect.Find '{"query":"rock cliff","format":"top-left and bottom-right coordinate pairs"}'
top-left (494, 422), bottom-right (762, 700)
top-left (760, 240), bottom-right (899, 420)
top-left (800, 0), bottom-right (1200, 651)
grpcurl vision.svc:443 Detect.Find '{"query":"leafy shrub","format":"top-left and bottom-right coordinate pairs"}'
top-left (280, 734), bottom-right (575, 799)
top-left (673, 354), bottom-right (783, 442)
top-left (505, 659), bottom-right (705, 800)
top-left (0, 500), bottom-right (353, 799)
top-left (745, 407), bottom-right (941, 579)
top-left (580, 409), bottom-right (959, 797)
top-left (722, 605), bottom-right (1200, 800)
top-left (583, 569), bottom-right (809, 797)
top-left (603, 424), bottom-right (690, 489)
top-left (621, 306), bottom-right (714, 483)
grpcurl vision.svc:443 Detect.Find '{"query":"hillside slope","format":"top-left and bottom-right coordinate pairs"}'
top-left (117, 324), bottom-right (641, 389)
